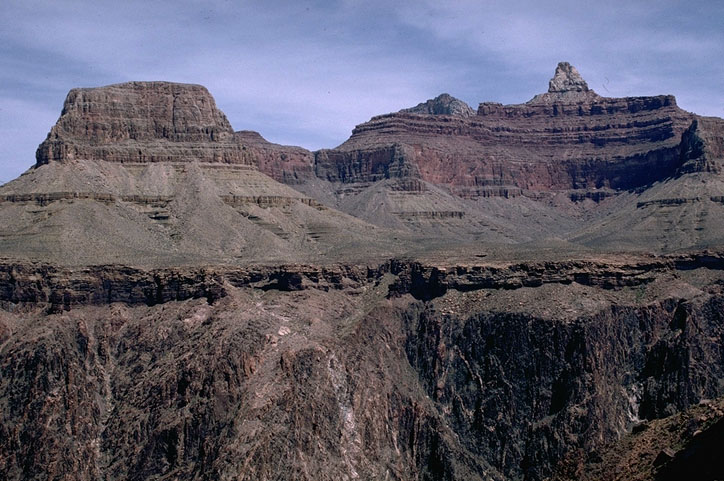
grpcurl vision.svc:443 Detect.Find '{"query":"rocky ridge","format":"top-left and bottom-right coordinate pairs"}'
top-left (274, 62), bottom-right (724, 251)
top-left (402, 93), bottom-right (476, 117)
top-left (309, 62), bottom-right (694, 193)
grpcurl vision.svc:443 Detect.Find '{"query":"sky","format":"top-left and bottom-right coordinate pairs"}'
top-left (1, 0), bottom-right (723, 184)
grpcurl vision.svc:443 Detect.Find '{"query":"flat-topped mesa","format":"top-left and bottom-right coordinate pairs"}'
top-left (401, 93), bottom-right (475, 118)
top-left (312, 62), bottom-right (696, 193)
top-left (35, 81), bottom-right (253, 166)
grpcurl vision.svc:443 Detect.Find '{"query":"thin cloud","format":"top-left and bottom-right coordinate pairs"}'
top-left (390, 0), bottom-right (724, 106)
top-left (1, 0), bottom-right (722, 184)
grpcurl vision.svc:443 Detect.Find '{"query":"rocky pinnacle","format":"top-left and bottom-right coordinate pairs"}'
top-left (527, 61), bottom-right (599, 103)
top-left (548, 62), bottom-right (589, 93)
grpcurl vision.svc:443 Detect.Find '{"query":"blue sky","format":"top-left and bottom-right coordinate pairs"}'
top-left (1, 0), bottom-right (723, 184)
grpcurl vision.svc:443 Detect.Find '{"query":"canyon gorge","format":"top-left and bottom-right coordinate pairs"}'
top-left (1, 62), bottom-right (724, 480)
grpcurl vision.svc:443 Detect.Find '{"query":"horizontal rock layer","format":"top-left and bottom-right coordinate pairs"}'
top-left (34, 82), bottom-right (312, 173)
top-left (3, 252), bottom-right (723, 309)
top-left (314, 94), bottom-right (694, 192)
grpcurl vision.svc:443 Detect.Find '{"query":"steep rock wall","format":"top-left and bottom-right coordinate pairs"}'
top-left (404, 295), bottom-right (724, 479)
top-left (35, 82), bottom-right (255, 166)
top-left (315, 94), bottom-right (694, 193)
top-left (2, 255), bottom-right (724, 480)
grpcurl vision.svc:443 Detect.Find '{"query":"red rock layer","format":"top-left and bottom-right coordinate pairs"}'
top-left (35, 81), bottom-right (252, 166)
top-left (315, 93), bottom-right (696, 193)
top-left (234, 131), bottom-right (314, 184)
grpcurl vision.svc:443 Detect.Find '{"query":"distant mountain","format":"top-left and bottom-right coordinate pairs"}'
top-left (0, 81), bottom-right (408, 266)
top-left (264, 62), bottom-right (724, 252)
top-left (4, 63), bottom-right (724, 261)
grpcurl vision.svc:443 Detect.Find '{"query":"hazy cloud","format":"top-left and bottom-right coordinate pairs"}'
top-left (1, 0), bottom-right (722, 183)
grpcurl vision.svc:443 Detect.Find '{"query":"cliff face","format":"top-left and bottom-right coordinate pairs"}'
top-left (310, 64), bottom-right (694, 193)
top-left (404, 286), bottom-right (724, 479)
top-left (35, 82), bottom-right (250, 165)
top-left (677, 117), bottom-right (724, 174)
top-left (2, 255), bottom-right (724, 480)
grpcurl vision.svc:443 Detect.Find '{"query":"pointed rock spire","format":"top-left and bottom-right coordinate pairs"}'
top-left (548, 62), bottom-right (589, 93)
top-left (527, 62), bottom-right (599, 104)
